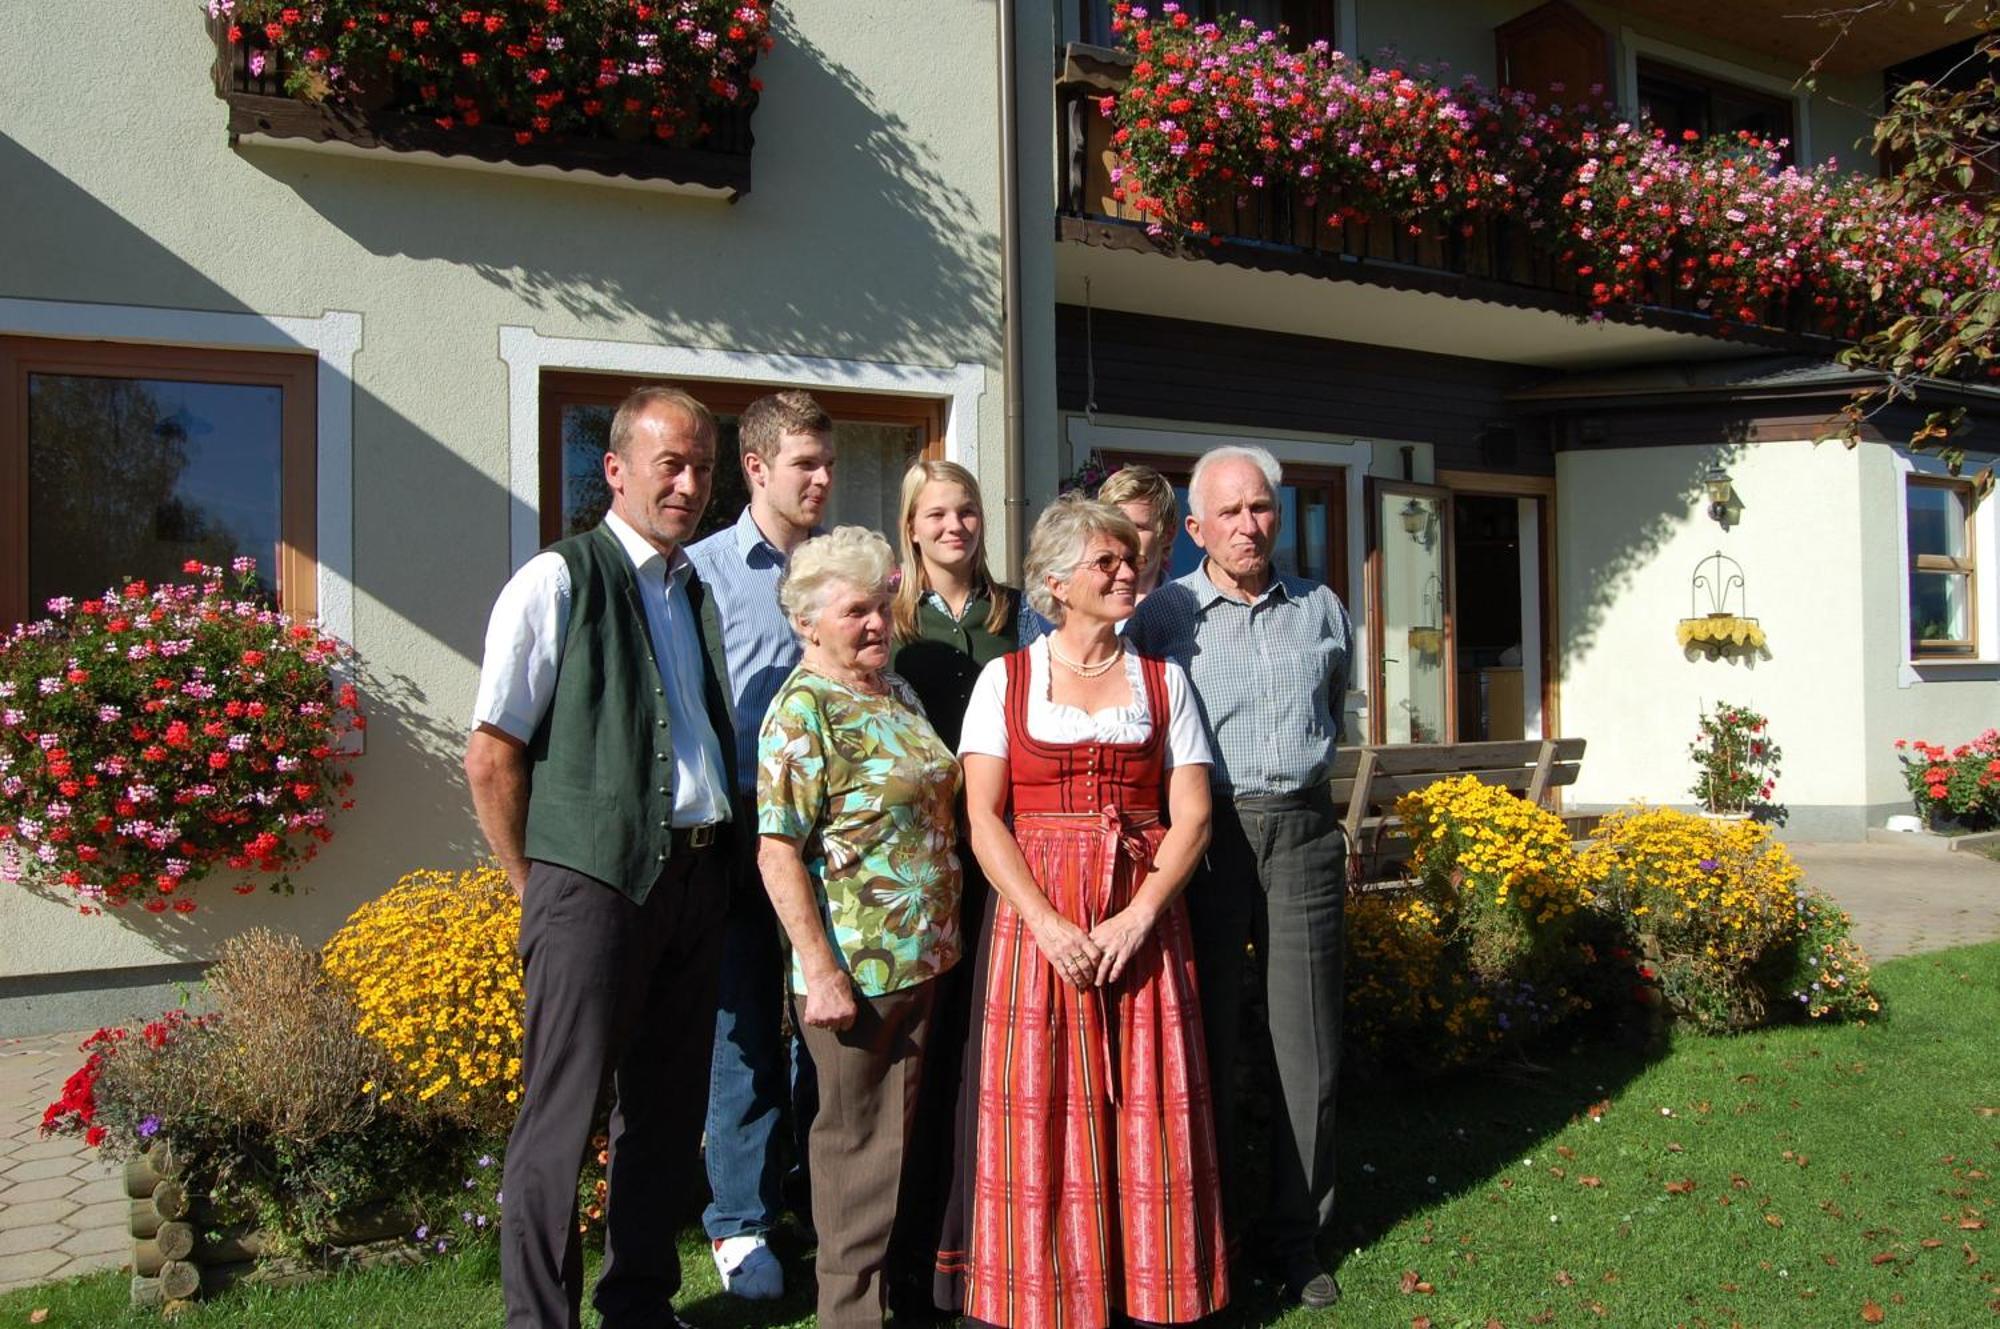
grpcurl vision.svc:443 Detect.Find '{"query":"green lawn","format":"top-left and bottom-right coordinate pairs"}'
top-left (6, 943), bottom-right (1996, 1328)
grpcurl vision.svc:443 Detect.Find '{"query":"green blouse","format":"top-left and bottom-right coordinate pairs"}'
top-left (891, 587), bottom-right (1019, 754)
top-left (756, 667), bottom-right (963, 997)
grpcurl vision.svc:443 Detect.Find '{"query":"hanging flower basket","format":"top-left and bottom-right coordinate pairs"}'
top-left (1407, 626), bottom-right (1446, 658)
top-left (1677, 613), bottom-right (1767, 654)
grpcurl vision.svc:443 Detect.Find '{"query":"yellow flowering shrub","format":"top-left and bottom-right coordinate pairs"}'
top-left (322, 867), bottom-right (523, 1132)
top-left (1344, 778), bottom-right (1599, 1069)
top-left (1577, 806), bottom-right (1806, 1029)
top-left (1396, 775), bottom-right (1593, 973)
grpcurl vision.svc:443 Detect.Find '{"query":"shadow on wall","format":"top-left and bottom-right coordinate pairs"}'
top-left (1559, 432), bottom-right (1750, 666)
top-left (233, 12), bottom-right (1002, 372)
top-left (4, 136), bottom-right (494, 959)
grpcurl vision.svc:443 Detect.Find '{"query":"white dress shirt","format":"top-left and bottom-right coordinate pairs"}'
top-left (472, 511), bottom-right (732, 828)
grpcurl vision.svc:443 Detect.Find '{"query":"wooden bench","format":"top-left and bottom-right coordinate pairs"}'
top-left (1331, 737), bottom-right (1590, 883)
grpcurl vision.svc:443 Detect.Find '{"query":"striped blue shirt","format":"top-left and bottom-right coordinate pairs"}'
top-left (688, 508), bottom-right (816, 796)
top-left (1126, 561), bottom-right (1354, 798)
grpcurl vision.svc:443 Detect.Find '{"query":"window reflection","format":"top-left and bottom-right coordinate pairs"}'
top-left (27, 375), bottom-right (283, 610)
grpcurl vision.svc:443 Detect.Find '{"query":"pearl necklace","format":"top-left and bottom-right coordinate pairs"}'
top-left (1046, 638), bottom-right (1124, 678)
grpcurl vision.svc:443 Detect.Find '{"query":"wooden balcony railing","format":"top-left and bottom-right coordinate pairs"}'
top-left (1056, 45), bottom-right (1841, 350)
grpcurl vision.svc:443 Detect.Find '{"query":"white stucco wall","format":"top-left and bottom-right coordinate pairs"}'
top-left (0, 2), bottom-right (1004, 1003)
top-left (1557, 440), bottom-right (1869, 836)
top-left (1557, 438), bottom-right (2000, 839)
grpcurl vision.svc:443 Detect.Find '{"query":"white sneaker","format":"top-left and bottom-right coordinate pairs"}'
top-left (712, 1233), bottom-right (784, 1301)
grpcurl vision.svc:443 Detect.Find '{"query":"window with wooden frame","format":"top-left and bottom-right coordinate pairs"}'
top-left (539, 371), bottom-right (946, 548)
top-left (1079, 0), bottom-right (1339, 50)
top-left (1096, 451), bottom-right (1350, 597)
top-left (1908, 474), bottom-right (1978, 657)
top-left (0, 336), bottom-right (317, 628)
top-left (1637, 57), bottom-right (1797, 164)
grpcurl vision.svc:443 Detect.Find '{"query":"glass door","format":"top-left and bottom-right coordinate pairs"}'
top-left (1371, 483), bottom-right (1454, 745)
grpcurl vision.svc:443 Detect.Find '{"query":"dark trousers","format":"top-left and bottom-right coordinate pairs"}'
top-left (1186, 787), bottom-right (1346, 1262)
top-left (501, 852), bottom-right (726, 1329)
top-left (797, 981), bottom-right (936, 1329)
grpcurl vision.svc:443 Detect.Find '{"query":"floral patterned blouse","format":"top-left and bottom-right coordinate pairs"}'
top-left (757, 666), bottom-right (963, 997)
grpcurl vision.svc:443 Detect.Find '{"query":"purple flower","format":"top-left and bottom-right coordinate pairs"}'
top-left (138, 1115), bottom-right (161, 1138)
top-left (414, 1224), bottom-right (429, 1241)
top-left (1697, 858), bottom-right (1720, 872)
top-left (477, 1154), bottom-right (494, 1168)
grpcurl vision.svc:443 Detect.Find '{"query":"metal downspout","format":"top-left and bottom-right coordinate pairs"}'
top-left (997, 0), bottom-right (1026, 579)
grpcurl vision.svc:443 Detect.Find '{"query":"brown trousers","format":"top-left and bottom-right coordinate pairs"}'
top-left (797, 979), bottom-right (937, 1329)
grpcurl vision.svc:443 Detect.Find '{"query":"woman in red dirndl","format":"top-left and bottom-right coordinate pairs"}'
top-left (956, 496), bottom-right (1228, 1329)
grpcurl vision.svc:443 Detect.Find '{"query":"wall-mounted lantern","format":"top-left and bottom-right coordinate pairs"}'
top-left (1703, 465), bottom-right (1734, 525)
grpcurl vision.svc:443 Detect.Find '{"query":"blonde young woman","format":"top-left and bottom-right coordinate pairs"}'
top-left (885, 459), bottom-right (1020, 1313)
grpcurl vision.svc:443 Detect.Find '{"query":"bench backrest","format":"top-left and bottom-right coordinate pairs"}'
top-left (1332, 737), bottom-right (1587, 868)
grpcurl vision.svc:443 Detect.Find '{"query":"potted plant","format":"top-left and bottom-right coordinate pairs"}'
top-left (1893, 730), bottom-right (2000, 832)
top-left (1688, 700), bottom-right (1781, 818)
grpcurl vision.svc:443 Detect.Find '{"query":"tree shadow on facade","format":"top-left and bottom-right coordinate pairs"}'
top-left (1557, 434), bottom-right (1751, 666)
top-left (231, 16), bottom-right (1001, 374)
top-left (1, 135), bottom-right (498, 979)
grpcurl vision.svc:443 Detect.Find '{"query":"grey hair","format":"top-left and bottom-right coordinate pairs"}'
top-left (777, 526), bottom-right (896, 632)
top-left (1022, 494), bottom-right (1141, 627)
top-left (1188, 444), bottom-right (1282, 520)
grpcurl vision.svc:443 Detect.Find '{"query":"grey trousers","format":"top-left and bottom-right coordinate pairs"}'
top-left (501, 853), bottom-right (726, 1329)
top-left (797, 980), bottom-right (936, 1329)
top-left (1186, 786), bottom-right (1345, 1262)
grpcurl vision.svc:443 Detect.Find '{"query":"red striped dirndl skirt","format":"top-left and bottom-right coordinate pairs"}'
top-left (963, 811), bottom-right (1228, 1329)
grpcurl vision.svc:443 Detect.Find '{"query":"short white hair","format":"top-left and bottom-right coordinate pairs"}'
top-left (777, 526), bottom-right (895, 631)
top-left (1188, 445), bottom-right (1282, 520)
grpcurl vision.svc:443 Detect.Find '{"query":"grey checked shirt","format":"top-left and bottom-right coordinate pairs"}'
top-left (1127, 561), bottom-right (1354, 798)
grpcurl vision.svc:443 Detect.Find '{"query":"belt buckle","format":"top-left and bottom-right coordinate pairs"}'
top-left (686, 823), bottom-right (716, 850)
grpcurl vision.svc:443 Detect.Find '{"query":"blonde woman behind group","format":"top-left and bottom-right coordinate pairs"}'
top-left (884, 460), bottom-right (1021, 1315)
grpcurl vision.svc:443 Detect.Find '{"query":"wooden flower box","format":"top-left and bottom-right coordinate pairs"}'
top-left (207, 16), bottom-right (756, 200)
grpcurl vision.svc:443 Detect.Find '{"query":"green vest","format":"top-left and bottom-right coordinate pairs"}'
top-left (522, 524), bottom-right (736, 902)
top-left (891, 587), bottom-right (1018, 754)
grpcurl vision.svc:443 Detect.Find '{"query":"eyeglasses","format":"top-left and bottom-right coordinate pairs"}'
top-left (1077, 551), bottom-right (1138, 578)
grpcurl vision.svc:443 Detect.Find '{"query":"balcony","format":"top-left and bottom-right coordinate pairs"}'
top-left (209, 14), bottom-right (758, 200)
top-left (1055, 44), bottom-right (1844, 354)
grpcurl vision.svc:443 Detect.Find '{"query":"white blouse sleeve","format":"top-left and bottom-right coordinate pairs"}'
top-left (956, 656), bottom-right (1013, 761)
top-left (1161, 661), bottom-right (1213, 770)
top-left (471, 552), bottom-right (571, 742)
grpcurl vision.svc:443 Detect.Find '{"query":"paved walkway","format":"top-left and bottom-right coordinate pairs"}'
top-left (1789, 840), bottom-right (2000, 961)
top-left (0, 842), bottom-right (1993, 1294)
top-left (0, 1032), bottom-right (125, 1292)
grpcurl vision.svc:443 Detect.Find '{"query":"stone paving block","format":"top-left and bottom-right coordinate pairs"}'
top-left (0, 1198), bottom-right (78, 1229)
top-left (68, 1201), bottom-right (126, 1233)
top-left (70, 1176), bottom-right (124, 1208)
top-left (0, 1246), bottom-right (65, 1287)
top-left (2, 1156), bottom-right (87, 1184)
top-left (0, 1176), bottom-right (81, 1205)
top-left (0, 1223), bottom-right (71, 1257)
top-left (56, 1225), bottom-right (128, 1260)
top-left (4, 1136), bottom-right (88, 1165)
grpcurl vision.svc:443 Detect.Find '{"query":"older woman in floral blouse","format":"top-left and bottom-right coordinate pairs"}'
top-left (756, 525), bottom-right (963, 1329)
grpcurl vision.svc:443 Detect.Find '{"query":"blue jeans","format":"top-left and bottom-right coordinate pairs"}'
top-left (703, 830), bottom-right (817, 1241)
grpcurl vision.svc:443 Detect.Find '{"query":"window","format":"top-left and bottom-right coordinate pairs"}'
top-left (1079, 0), bottom-right (1339, 49)
top-left (1908, 475), bottom-right (1977, 657)
top-left (0, 337), bottom-right (317, 627)
top-left (538, 372), bottom-right (946, 547)
top-left (1637, 58), bottom-right (1796, 163)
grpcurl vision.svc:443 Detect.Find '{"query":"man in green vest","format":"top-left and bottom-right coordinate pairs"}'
top-left (467, 384), bottom-right (737, 1329)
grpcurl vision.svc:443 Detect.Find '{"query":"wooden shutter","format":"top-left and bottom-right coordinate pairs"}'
top-left (1495, 1), bottom-right (1611, 100)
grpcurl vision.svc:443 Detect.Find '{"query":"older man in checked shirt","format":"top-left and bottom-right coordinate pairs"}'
top-left (1126, 443), bottom-right (1354, 1311)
